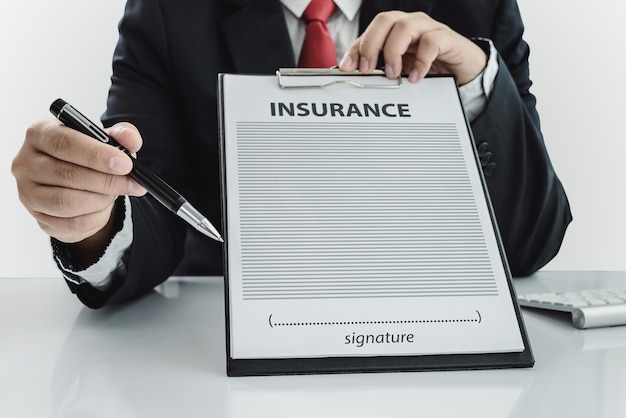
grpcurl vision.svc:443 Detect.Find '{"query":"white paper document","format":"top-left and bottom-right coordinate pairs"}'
top-left (220, 73), bottom-right (525, 362)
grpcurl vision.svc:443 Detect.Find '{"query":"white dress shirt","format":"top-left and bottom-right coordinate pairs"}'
top-left (58, 0), bottom-right (499, 289)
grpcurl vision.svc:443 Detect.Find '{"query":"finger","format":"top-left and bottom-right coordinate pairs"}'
top-left (32, 203), bottom-right (116, 244)
top-left (20, 184), bottom-right (118, 219)
top-left (379, 19), bottom-right (417, 79)
top-left (338, 40), bottom-right (361, 72)
top-left (407, 30), bottom-right (445, 83)
top-left (349, 11), bottom-right (407, 74)
top-left (29, 120), bottom-right (133, 176)
top-left (26, 153), bottom-right (145, 197)
top-left (406, 28), bottom-right (488, 85)
top-left (382, 14), bottom-right (445, 80)
top-left (105, 122), bottom-right (143, 155)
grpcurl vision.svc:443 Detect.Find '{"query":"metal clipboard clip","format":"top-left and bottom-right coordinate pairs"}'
top-left (276, 68), bottom-right (403, 89)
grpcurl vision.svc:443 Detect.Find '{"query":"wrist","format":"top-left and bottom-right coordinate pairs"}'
top-left (66, 198), bottom-right (126, 268)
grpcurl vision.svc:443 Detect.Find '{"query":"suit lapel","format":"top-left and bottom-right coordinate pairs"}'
top-left (219, 0), bottom-right (295, 73)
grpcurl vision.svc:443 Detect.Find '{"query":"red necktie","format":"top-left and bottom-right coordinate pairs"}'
top-left (298, 0), bottom-right (338, 68)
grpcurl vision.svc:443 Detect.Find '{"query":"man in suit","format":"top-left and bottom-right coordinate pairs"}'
top-left (11, 0), bottom-right (572, 308)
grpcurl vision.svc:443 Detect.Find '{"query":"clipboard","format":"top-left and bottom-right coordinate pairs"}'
top-left (218, 69), bottom-right (534, 376)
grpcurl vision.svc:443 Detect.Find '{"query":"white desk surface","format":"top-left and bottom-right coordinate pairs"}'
top-left (1, 271), bottom-right (625, 417)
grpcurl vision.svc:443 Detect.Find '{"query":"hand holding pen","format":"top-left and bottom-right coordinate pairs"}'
top-left (11, 100), bottom-right (221, 265)
top-left (50, 99), bottom-right (222, 242)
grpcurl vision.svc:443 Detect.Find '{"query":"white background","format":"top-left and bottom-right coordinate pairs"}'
top-left (0, 1), bottom-right (624, 277)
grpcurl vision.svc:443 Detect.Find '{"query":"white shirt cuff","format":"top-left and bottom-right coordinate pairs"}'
top-left (458, 38), bottom-right (499, 122)
top-left (56, 196), bottom-right (134, 290)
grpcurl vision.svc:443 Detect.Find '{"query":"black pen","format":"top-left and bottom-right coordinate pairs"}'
top-left (50, 98), bottom-right (223, 243)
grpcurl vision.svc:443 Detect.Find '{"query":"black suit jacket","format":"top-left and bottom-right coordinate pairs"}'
top-left (65, 0), bottom-right (571, 307)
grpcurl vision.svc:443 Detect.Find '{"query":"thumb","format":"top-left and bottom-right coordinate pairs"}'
top-left (105, 122), bottom-right (143, 156)
top-left (104, 122), bottom-right (147, 196)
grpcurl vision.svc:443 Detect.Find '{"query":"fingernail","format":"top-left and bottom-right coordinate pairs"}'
top-left (339, 54), bottom-right (352, 69)
top-left (112, 126), bottom-right (127, 136)
top-left (109, 156), bottom-right (128, 174)
top-left (409, 69), bottom-right (419, 83)
top-left (385, 64), bottom-right (395, 79)
top-left (128, 179), bottom-right (145, 196)
top-left (359, 57), bottom-right (370, 73)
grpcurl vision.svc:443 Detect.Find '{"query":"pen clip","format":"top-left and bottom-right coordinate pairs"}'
top-left (53, 99), bottom-right (110, 144)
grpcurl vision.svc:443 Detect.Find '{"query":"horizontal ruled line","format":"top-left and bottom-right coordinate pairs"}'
top-left (244, 292), bottom-right (498, 300)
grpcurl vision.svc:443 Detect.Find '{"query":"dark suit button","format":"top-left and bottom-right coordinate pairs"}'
top-left (483, 162), bottom-right (496, 176)
top-left (476, 141), bottom-right (489, 155)
top-left (480, 151), bottom-right (492, 166)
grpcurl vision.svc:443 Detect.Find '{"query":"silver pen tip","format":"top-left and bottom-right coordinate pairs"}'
top-left (198, 218), bottom-right (224, 242)
top-left (211, 230), bottom-right (224, 243)
top-left (177, 202), bottom-right (224, 243)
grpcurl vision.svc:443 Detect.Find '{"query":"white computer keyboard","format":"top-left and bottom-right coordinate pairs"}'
top-left (517, 289), bottom-right (626, 329)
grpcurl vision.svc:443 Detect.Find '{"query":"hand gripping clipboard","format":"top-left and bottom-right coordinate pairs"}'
top-left (218, 69), bottom-right (534, 376)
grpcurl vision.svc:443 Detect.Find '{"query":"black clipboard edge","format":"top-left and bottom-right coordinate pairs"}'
top-left (452, 77), bottom-right (536, 374)
top-left (227, 350), bottom-right (534, 377)
top-left (217, 73), bottom-right (234, 370)
top-left (218, 72), bottom-right (534, 377)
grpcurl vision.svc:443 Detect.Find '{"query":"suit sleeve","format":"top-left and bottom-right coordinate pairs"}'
top-left (67, 0), bottom-right (189, 307)
top-left (470, 0), bottom-right (572, 276)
